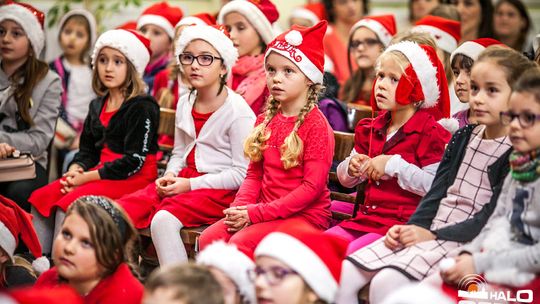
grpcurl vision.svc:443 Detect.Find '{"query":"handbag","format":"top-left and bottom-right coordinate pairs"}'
top-left (54, 117), bottom-right (77, 149)
top-left (0, 150), bottom-right (36, 182)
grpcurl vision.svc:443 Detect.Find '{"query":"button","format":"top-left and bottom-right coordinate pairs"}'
top-left (371, 205), bottom-right (377, 210)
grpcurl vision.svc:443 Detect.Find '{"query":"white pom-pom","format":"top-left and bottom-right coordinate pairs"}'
top-left (437, 118), bottom-right (459, 134)
top-left (32, 256), bottom-right (50, 274)
top-left (285, 30), bottom-right (303, 46)
top-left (439, 258), bottom-right (456, 272)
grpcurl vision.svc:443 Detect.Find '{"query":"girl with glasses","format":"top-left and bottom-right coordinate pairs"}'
top-left (117, 24), bottom-right (256, 266)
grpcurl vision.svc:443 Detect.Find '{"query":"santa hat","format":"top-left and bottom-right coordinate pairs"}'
top-left (290, 3), bottom-right (327, 26)
top-left (218, 0), bottom-right (279, 44)
top-left (58, 9), bottom-right (98, 49)
top-left (412, 15), bottom-right (461, 53)
top-left (255, 220), bottom-right (348, 303)
top-left (116, 20), bottom-right (137, 31)
top-left (0, 196), bottom-right (49, 274)
top-left (350, 14), bottom-right (397, 48)
top-left (137, 1), bottom-right (184, 39)
top-left (371, 41), bottom-right (451, 120)
top-left (265, 20), bottom-right (327, 84)
top-left (197, 241), bottom-right (256, 304)
top-left (91, 29), bottom-right (152, 76)
top-left (450, 38), bottom-right (505, 63)
top-left (0, 2), bottom-right (45, 56)
top-left (176, 13), bottom-right (216, 28)
top-left (175, 25), bottom-right (238, 79)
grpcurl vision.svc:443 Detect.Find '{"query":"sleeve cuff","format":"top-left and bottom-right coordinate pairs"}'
top-left (384, 154), bottom-right (403, 177)
top-left (246, 204), bottom-right (261, 224)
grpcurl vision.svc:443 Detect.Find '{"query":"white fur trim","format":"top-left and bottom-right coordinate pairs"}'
top-left (218, 1), bottom-right (276, 44)
top-left (437, 118), bottom-right (459, 134)
top-left (285, 30), bottom-right (303, 46)
top-left (450, 41), bottom-right (486, 63)
top-left (176, 16), bottom-right (207, 28)
top-left (485, 268), bottom-right (536, 287)
top-left (91, 29), bottom-right (150, 76)
top-left (265, 44), bottom-right (323, 84)
top-left (290, 7), bottom-right (320, 26)
top-left (59, 9), bottom-right (97, 47)
top-left (32, 256), bottom-right (50, 274)
top-left (137, 14), bottom-right (175, 39)
top-left (175, 25), bottom-right (239, 80)
top-left (412, 25), bottom-right (458, 53)
top-left (197, 241), bottom-right (256, 303)
top-left (351, 19), bottom-right (393, 47)
top-left (0, 4), bottom-right (44, 55)
top-left (255, 232), bottom-right (338, 303)
top-left (381, 284), bottom-right (454, 304)
top-left (386, 41), bottom-right (439, 108)
top-left (0, 222), bottom-right (16, 261)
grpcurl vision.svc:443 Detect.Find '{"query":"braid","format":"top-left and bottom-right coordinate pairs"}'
top-left (243, 96), bottom-right (279, 161)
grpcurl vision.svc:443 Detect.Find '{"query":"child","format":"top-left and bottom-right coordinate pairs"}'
top-left (137, 1), bottom-right (183, 94)
top-left (117, 24), bottom-right (255, 265)
top-left (336, 46), bottom-right (536, 304)
top-left (327, 41), bottom-right (452, 253)
top-left (289, 2), bottom-right (327, 28)
top-left (143, 264), bottom-right (224, 304)
top-left (252, 220), bottom-right (347, 304)
top-left (198, 21), bottom-right (335, 257)
top-left (197, 241), bottom-right (256, 304)
top-left (218, 0), bottom-right (278, 114)
top-left (28, 29), bottom-right (159, 256)
top-left (0, 2), bottom-right (62, 211)
top-left (450, 38), bottom-right (505, 128)
top-left (50, 9), bottom-right (97, 173)
top-left (35, 196), bottom-right (143, 304)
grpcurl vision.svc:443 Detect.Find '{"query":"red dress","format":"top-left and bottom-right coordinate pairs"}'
top-left (118, 108), bottom-right (237, 229)
top-left (29, 102), bottom-right (157, 217)
top-left (35, 264), bottom-right (143, 304)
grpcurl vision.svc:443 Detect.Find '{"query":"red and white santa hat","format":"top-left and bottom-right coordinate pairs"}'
top-left (137, 1), bottom-right (184, 39)
top-left (0, 2), bottom-right (45, 56)
top-left (290, 3), bottom-right (327, 26)
top-left (91, 29), bottom-right (152, 76)
top-left (371, 41), bottom-right (451, 120)
top-left (218, 0), bottom-right (279, 44)
top-left (58, 9), bottom-right (98, 49)
top-left (412, 15), bottom-right (461, 53)
top-left (197, 241), bottom-right (256, 304)
top-left (116, 20), bottom-right (137, 31)
top-left (175, 13), bottom-right (216, 28)
top-left (0, 196), bottom-right (49, 274)
top-left (175, 25), bottom-right (238, 79)
top-left (265, 20), bottom-right (327, 84)
top-left (255, 220), bottom-right (348, 303)
top-left (450, 38), bottom-right (505, 63)
top-left (350, 14), bottom-right (397, 48)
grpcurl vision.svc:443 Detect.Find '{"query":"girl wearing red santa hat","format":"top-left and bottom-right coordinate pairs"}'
top-left (35, 196), bottom-right (143, 304)
top-left (336, 46), bottom-right (537, 304)
top-left (28, 29), bottom-right (159, 257)
top-left (199, 21), bottom-right (335, 258)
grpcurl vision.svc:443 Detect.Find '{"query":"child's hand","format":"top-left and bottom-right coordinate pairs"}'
top-left (155, 173), bottom-right (176, 195)
top-left (398, 225), bottom-right (436, 247)
top-left (367, 154), bottom-right (393, 181)
top-left (223, 206), bottom-right (251, 232)
top-left (0, 143), bottom-right (15, 158)
top-left (157, 177), bottom-right (190, 197)
top-left (384, 225), bottom-right (403, 250)
top-left (60, 169), bottom-right (84, 193)
top-left (441, 254), bottom-right (476, 285)
top-left (348, 154), bottom-right (370, 177)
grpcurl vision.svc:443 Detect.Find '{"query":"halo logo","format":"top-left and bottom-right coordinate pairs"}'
top-left (457, 274), bottom-right (533, 304)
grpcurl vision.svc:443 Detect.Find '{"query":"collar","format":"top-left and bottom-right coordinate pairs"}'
top-left (372, 109), bottom-right (431, 136)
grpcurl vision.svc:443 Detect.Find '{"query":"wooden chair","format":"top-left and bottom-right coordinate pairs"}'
top-left (347, 103), bottom-right (374, 130)
top-left (139, 225), bottom-right (208, 262)
top-left (157, 108), bottom-right (176, 170)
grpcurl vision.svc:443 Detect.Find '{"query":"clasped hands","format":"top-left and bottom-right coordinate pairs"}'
top-left (60, 165), bottom-right (88, 194)
top-left (347, 154), bottom-right (393, 181)
top-left (155, 172), bottom-right (191, 197)
top-left (223, 206), bottom-right (251, 232)
top-left (383, 224), bottom-right (436, 250)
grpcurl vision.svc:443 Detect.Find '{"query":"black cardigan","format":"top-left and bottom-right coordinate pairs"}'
top-left (407, 124), bottom-right (513, 242)
top-left (71, 94), bottom-right (159, 180)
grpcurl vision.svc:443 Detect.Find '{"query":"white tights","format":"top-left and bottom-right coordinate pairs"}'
top-left (31, 207), bottom-right (65, 254)
top-left (150, 210), bottom-right (188, 266)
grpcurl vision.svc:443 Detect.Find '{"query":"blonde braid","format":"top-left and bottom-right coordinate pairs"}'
top-left (243, 96), bottom-right (280, 161)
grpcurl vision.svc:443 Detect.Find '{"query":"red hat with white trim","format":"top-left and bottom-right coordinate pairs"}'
top-left (137, 1), bottom-right (184, 39)
top-left (412, 15), bottom-right (461, 53)
top-left (218, 0), bottom-right (279, 44)
top-left (58, 9), bottom-right (98, 49)
top-left (450, 38), bottom-right (505, 63)
top-left (116, 20), bottom-right (137, 31)
top-left (290, 3), bottom-right (327, 26)
top-left (255, 220), bottom-right (348, 303)
top-left (176, 13), bottom-right (216, 28)
top-left (0, 2), bottom-right (45, 56)
top-left (350, 14), bottom-right (397, 47)
top-left (265, 20), bottom-right (327, 84)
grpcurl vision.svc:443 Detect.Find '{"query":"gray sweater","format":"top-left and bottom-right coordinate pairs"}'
top-left (0, 66), bottom-right (61, 168)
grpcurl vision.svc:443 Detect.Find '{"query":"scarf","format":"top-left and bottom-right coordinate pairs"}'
top-left (509, 148), bottom-right (540, 182)
top-left (230, 55), bottom-right (266, 106)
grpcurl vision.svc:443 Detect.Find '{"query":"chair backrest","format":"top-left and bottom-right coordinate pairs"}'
top-left (158, 108), bottom-right (176, 137)
top-left (333, 131), bottom-right (355, 162)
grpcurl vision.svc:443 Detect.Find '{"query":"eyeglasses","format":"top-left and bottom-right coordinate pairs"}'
top-left (500, 111), bottom-right (540, 128)
top-left (350, 38), bottom-right (380, 49)
top-left (247, 266), bottom-right (298, 286)
top-left (179, 53), bottom-right (223, 66)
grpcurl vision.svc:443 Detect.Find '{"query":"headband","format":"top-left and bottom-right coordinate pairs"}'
top-left (78, 196), bottom-right (127, 241)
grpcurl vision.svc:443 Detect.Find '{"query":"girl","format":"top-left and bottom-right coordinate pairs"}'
top-left (336, 46), bottom-right (536, 304)
top-left (218, 0), bottom-right (278, 115)
top-left (327, 41), bottom-right (451, 254)
top-left (493, 0), bottom-right (532, 52)
top-left (198, 21), bottom-right (335, 257)
top-left (252, 220), bottom-right (347, 304)
top-left (35, 196), bottom-right (143, 304)
top-left (28, 29), bottom-right (159, 256)
top-left (117, 24), bottom-right (255, 266)
top-left (450, 38), bottom-right (504, 128)
top-left (137, 1), bottom-right (183, 94)
top-left (456, 0), bottom-right (495, 43)
top-left (50, 9), bottom-right (97, 173)
top-left (0, 2), bottom-right (62, 211)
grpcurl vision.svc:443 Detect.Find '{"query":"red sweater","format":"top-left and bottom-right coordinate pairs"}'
top-left (232, 108), bottom-right (334, 229)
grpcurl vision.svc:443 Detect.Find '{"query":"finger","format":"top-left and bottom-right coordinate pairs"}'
top-left (235, 206), bottom-right (247, 210)
top-left (384, 236), bottom-right (399, 250)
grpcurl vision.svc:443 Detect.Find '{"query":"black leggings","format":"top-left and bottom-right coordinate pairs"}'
top-left (0, 163), bottom-right (48, 212)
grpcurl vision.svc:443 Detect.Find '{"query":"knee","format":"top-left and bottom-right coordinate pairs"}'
top-left (150, 210), bottom-right (179, 232)
top-left (199, 221), bottom-right (227, 250)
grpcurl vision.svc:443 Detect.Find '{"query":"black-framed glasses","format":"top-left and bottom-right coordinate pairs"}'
top-left (179, 53), bottom-right (223, 66)
top-left (247, 266), bottom-right (298, 286)
top-left (350, 38), bottom-right (380, 49)
top-left (500, 111), bottom-right (540, 129)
